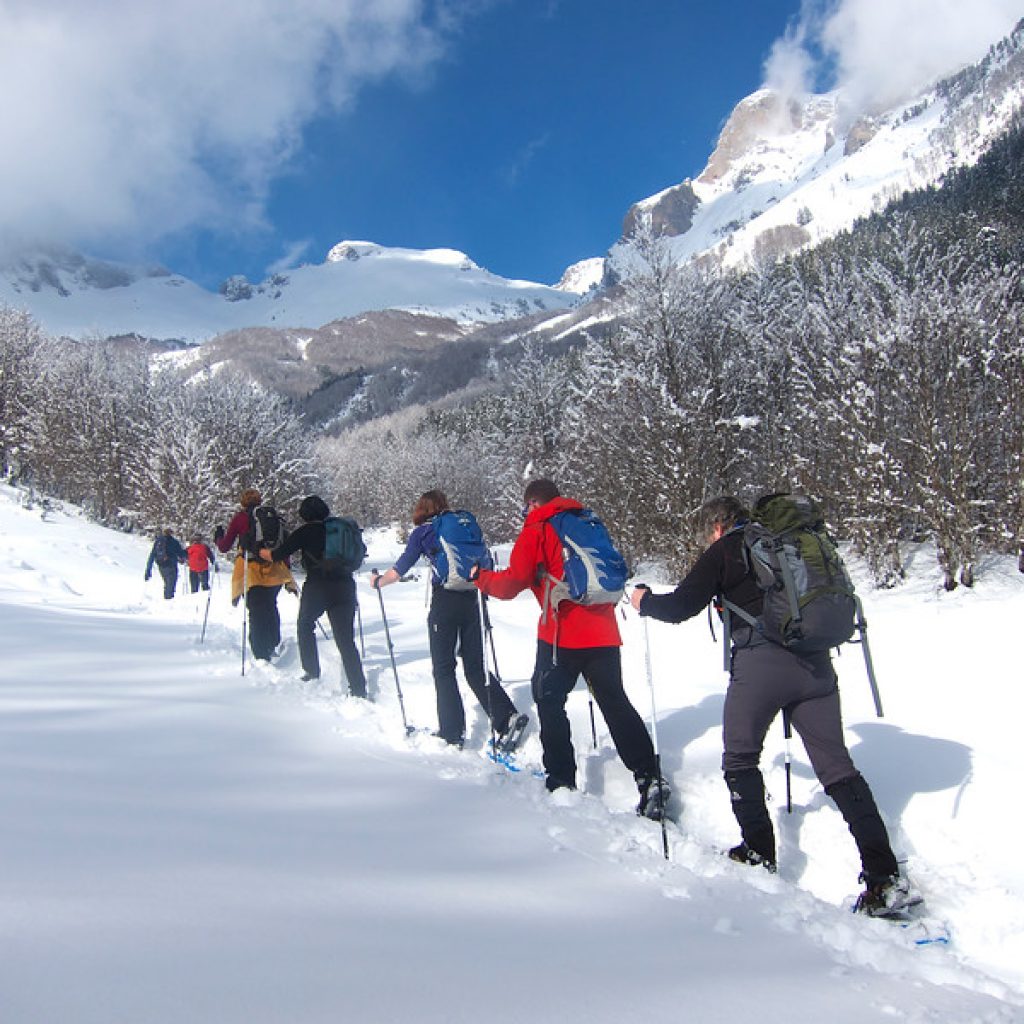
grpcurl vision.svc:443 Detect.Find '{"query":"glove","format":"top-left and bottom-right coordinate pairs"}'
top-left (285, 582), bottom-right (299, 596)
top-left (214, 524), bottom-right (225, 542)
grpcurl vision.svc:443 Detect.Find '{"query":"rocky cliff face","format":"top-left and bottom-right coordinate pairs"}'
top-left (698, 89), bottom-right (807, 185)
top-left (621, 182), bottom-right (700, 240)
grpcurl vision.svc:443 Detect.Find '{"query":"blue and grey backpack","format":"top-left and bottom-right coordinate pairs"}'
top-left (545, 508), bottom-right (628, 607)
top-left (432, 510), bottom-right (493, 590)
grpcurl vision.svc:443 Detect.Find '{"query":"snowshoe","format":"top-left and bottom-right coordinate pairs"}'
top-left (727, 842), bottom-right (778, 874)
top-left (495, 712), bottom-right (529, 753)
top-left (635, 773), bottom-right (671, 821)
top-left (853, 873), bottom-right (922, 918)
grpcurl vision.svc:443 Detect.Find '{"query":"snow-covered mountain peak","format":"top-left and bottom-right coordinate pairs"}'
top-left (326, 240), bottom-right (384, 262)
top-left (554, 257), bottom-right (605, 295)
top-left (326, 240), bottom-right (480, 272)
top-left (609, 17), bottom-right (1024, 279)
top-left (697, 88), bottom-right (827, 186)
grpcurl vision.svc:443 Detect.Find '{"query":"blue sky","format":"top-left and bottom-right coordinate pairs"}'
top-left (1, 0), bottom-right (1020, 290)
top-left (170, 1), bottom-right (806, 288)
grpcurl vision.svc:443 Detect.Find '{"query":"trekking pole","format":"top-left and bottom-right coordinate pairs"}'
top-left (316, 618), bottom-right (331, 641)
top-left (782, 709), bottom-right (793, 814)
top-left (586, 683), bottom-right (598, 751)
top-left (641, 615), bottom-right (670, 860)
top-left (241, 552), bottom-right (249, 677)
top-left (482, 599), bottom-right (503, 684)
top-left (200, 588), bottom-right (212, 644)
top-left (477, 589), bottom-right (499, 757)
top-left (853, 596), bottom-right (884, 717)
top-left (374, 581), bottom-right (412, 734)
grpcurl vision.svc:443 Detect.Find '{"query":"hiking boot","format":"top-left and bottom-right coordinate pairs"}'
top-left (727, 842), bottom-right (778, 874)
top-left (300, 672), bottom-right (319, 682)
top-left (545, 776), bottom-right (576, 793)
top-left (432, 731), bottom-right (465, 750)
top-left (496, 712), bottom-right (529, 752)
top-left (635, 773), bottom-right (671, 821)
top-left (853, 873), bottom-right (920, 917)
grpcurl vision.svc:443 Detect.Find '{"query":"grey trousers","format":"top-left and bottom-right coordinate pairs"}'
top-left (723, 641), bottom-right (856, 788)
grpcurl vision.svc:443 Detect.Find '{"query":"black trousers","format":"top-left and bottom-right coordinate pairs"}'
top-left (246, 585), bottom-right (281, 661)
top-left (297, 574), bottom-right (366, 696)
top-left (189, 569), bottom-right (210, 592)
top-left (158, 563), bottom-right (178, 600)
top-left (428, 588), bottom-right (516, 744)
top-left (531, 641), bottom-right (656, 789)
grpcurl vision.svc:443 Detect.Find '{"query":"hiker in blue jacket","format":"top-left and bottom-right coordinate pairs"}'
top-left (144, 528), bottom-right (187, 600)
top-left (372, 489), bottom-right (526, 750)
top-left (631, 495), bottom-right (913, 917)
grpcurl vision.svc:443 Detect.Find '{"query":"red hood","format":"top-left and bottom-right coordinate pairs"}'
top-left (525, 496), bottom-right (583, 527)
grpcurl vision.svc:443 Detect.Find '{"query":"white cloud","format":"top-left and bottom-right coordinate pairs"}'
top-left (266, 239), bottom-right (315, 276)
top-left (502, 133), bottom-right (551, 187)
top-left (0, 1), bottom-right (450, 255)
top-left (764, 0), bottom-right (1022, 114)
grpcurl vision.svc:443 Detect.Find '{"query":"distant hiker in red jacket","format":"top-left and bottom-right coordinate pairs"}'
top-left (186, 536), bottom-right (216, 593)
top-left (474, 478), bottom-right (668, 816)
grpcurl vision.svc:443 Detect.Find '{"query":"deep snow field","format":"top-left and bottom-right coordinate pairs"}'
top-left (1, 482), bottom-right (1022, 1024)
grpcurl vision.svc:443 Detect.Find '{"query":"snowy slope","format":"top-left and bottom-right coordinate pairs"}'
top-left (1, 482), bottom-right (1022, 1022)
top-left (0, 241), bottom-right (577, 343)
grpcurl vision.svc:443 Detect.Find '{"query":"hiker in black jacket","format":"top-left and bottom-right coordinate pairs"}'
top-left (630, 495), bottom-right (912, 917)
top-left (144, 528), bottom-right (187, 600)
top-left (260, 495), bottom-right (367, 697)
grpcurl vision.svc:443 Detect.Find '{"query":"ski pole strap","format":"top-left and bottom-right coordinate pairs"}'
top-left (853, 595), bottom-right (884, 718)
top-left (720, 602), bottom-right (731, 672)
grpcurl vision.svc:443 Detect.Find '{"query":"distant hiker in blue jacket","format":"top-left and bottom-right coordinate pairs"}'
top-left (372, 490), bottom-right (526, 750)
top-left (144, 528), bottom-right (187, 600)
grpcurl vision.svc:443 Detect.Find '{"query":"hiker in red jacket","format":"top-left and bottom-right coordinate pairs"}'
top-left (186, 536), bottom-right (216, 593)
top-left (473, 478), bottom-right (668, 817)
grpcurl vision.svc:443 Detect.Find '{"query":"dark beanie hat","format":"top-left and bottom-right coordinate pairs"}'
top-left (299, 495), bottom-right (330, 522)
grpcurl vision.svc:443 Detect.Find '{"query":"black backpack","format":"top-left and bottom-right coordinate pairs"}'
top-left (153, 534), bottom-right (169, 564)
top-left (312, 516), bottom-right (367, 578)
top-left (242, 505), bottom-right (285, 558)
top-left (724, 494), bottom-right (857, 654)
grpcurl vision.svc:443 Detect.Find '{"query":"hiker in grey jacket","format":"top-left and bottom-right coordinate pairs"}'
top-left (630, 494), bottom-right (911, 916)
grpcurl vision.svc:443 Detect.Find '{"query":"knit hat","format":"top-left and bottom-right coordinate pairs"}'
top-left (298, 495), bottom-right (330, 522)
